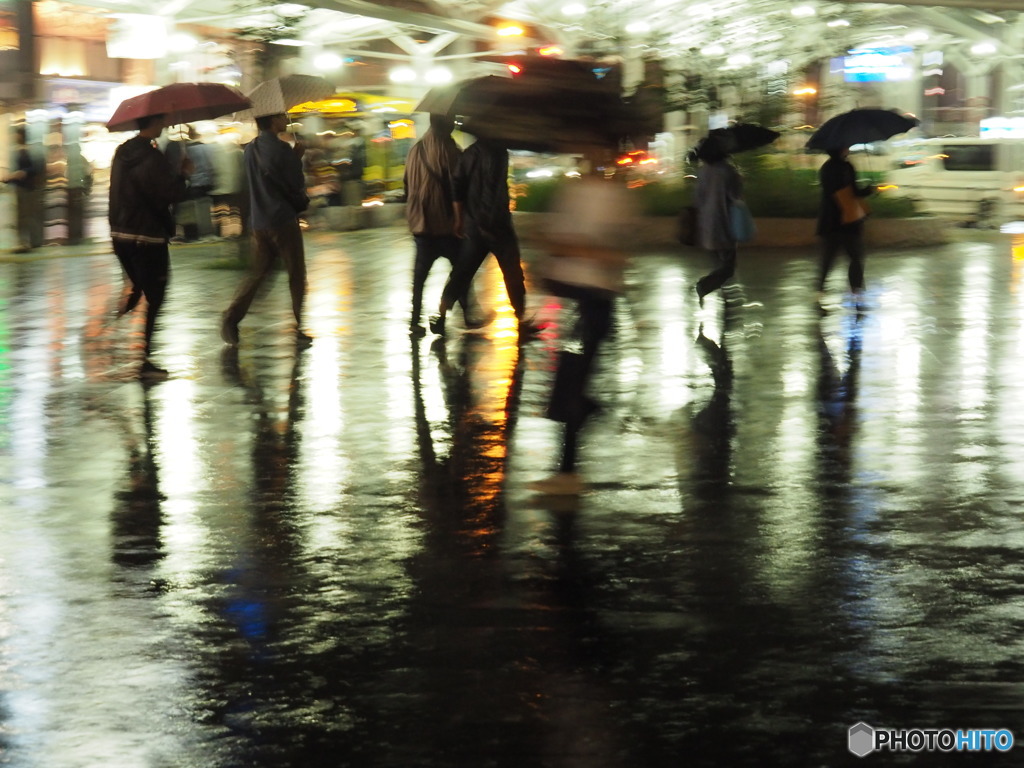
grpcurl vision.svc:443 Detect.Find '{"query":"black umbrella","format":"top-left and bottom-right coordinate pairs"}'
top-left (806, 108), bottom-right (918, 151)
top-left (710, 123), bottom-right (780, 154)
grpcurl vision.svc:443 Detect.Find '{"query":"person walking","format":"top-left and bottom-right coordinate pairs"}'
top-left (164, 124), bottom-right (217, 241)
top-left (221, 112), bottom-right (312, 347)
top-left (108, 113), bottom-right (192, 379)
top-left (816, 146), bottom-right (873, 309)
top-left (529, 151), bottom-right (638, 495)
top-left (403, 113), bottom-right (479, 337)
top-left (430, 137), bottom-right (537, 338)
top-left (3, 126), bottom-right (44, 254)
top-left (693, 134), bottom-right (744, 307)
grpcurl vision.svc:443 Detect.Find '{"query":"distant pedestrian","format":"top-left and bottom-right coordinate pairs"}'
top-left (164, 124), bottom-right (217, 241)
top-left (3, 126), bottom-right (44, 253)
top-left (431, 137), bottom-right (537, 338)
top-left (221, 112), bottom-right (312, 347)
top-left (693, 134), bottom-right (743, 307)
top-left (403, 113), bottom-right (479, 337)
top-left (816, 146), bottom-right (874, 308)
top-left (108, 113), bottom-right (192, 379)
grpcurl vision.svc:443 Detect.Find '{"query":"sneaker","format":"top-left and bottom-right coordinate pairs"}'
top-left (295, 330), bottom-right (313, 347)
top-left (517, 319), bottom-right (542, 339)
top-left (220, 318), bottom-right (240, 346)
top-left (428, 314), bottom-right (446, 336)
top-left (527, 472), bottom-right (584, 496)
top-left (464, 310), bottom-right (496, 330)
top-left (139, 361), bottom-right (169, 380)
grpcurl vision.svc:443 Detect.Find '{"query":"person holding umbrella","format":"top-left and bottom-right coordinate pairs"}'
top-left (108, 113), bottom-right (193, 380)
top-left (807, 109), bottom-right (918, 309)
top-left (815, 146), bottom-right (874, 309)
top-left (220, 111), bottom-right (312, 347)
top-left (693, 133), bottom-right (744, 308)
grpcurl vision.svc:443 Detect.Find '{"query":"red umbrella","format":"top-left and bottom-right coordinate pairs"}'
top-left (106, 82), bottom-right (251, 132)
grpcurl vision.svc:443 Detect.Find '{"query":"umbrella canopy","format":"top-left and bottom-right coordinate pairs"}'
top-left (247, 74), bottom-right (335, 118)
top-left (711, 123), bottom-right (780, 154)
top-left (806, 108), bottom-right (919, 151)
top-left (416, 72), bottom-right (643, 153)
top-left (106, 82), bottom-right (250, 132)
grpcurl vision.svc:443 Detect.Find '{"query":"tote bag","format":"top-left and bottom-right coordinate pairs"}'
top-left (729, 200), bottom-right (756, 243)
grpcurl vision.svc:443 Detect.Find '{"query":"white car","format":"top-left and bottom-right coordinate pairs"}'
top-left (886, 137), bottom-right (1024, 226)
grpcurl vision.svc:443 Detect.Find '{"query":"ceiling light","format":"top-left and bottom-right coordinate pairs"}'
top-left (425, 66), bottom-right (452, 84)
top-left (905, 30), bottom-right (929, 43)
top-left (314, 52), bottom-right (342, 71)
top-left (562, 3), bottom-right (586, 16)
top-left (389, 66), bottom-right (416, 83)
top-left (791, 6), bottom-right (816, 18)
top-left (701, 44), bottom-right (725, 56)
top-left (971, 41), bottom-right (997, 55)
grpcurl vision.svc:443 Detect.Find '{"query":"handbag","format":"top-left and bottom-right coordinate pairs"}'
top-left (834, 184), bottom-right (870, 225)
top-left (728, 199), bottom-right (756, 243)
top-left (545, 351), bottom-right (587, 423)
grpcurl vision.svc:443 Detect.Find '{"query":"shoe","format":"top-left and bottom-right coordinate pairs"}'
top-left (695, 283), bottom-right (705, 308)
top-left (139, 360), bottom-right (169, 380)
top-left (12, 245), bottom-right (31, 254)
top-left (527, 472), bottom-right (584, 496)
top-left (220, 317), bottom-right (240, 346)
top-left (295, 330), bottom-right (313, 347)
top-left (517, 319), bottom-right (542, 339)
top-left (428, 314), bottom-right (446, 336)
top-left (409, 323), bottom-right (426, 338)
top-left (464, 310), bottom-right (496, 330)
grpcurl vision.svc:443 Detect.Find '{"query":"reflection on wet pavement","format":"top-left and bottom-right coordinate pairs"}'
top-left (3, 229), bottom-right (1024, 766)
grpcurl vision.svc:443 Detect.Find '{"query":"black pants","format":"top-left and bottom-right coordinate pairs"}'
top-left (696, 246), bottom-right (737, 298)
top-left (113, 239), bottom-right (170, 357)
top-left (411, 234), bottom-right (476, 327)
top-left (547, 282), bottom-right (614, 473)
top-left (441, 221), bottom-right (527, 320)
top-left (818, 222), bottom-right (865, 292)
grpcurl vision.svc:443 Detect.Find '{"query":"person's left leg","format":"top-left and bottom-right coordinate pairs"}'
top-left (275, 220), bottom-right (308, 337)
top-left (697, 247), bottom-right (737, 298)
top-left (436, 231), bottom-right (488, 332)
top-left (490, 228), bottom-right (528, 323)
top-left (844, 224), bottom-right (866, 293)
top-left (129, 242), bottom-right (170, 373)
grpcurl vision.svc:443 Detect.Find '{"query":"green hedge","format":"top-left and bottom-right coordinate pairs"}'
top-left (514, 156), bottom-right (919, 219)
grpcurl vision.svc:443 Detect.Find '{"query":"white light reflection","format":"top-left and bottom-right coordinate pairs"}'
top-left (300, 335), bottom-right (346, 510)
top-left (655, 273), bottom-right (691, 412)
top-left (152, 380), bottom-right (210, 578)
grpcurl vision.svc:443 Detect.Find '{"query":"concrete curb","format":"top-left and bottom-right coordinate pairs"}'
top-left (511, 212), bottom-right (953, 249)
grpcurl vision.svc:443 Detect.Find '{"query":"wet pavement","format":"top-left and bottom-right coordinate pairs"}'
top-left (2, 225), bottom-right (1024, 767)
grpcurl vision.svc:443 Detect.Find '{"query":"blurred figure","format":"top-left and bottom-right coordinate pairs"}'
top-left (221, 112), bottom-right (311, 347)
top-left (431, 136), bottom-right (536, 338)
top-left (64, 141), bottom-right (93, 245)
top-left (530, 150), bottom-right (639, 495)
top-left (693, 134), bottom-right (743, 307)
top-left (403, 113), bottom-right (479, 337)
top-left (210, 131), bottom-right (245, 239)
top-left (336, 129), bottom-right (366, 207)
top-left (108, 113), bottom-right (193, 379)
top-left (164, 124), bottom-right (216, 241)
top-left (816, 146), bottom-right (874, 309)
top-left (3, 126), bottom-right (44, 253)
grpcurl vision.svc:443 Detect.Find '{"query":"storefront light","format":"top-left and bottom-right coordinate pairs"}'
top-left (425, 67), bottom-right (452, 85)
top-left (562, 3), bottom-right (586, 16)
top-left (314, 52), bottom-right (343, 71)
top-left (168, 32), bottom-right (197, 52)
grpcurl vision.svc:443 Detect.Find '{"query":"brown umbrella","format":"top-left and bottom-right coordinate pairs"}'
top-left (106, 82), bottom-right (250, 132)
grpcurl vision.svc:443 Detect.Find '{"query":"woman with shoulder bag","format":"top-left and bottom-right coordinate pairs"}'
top-left (816, 146), bottom-right (874, 309)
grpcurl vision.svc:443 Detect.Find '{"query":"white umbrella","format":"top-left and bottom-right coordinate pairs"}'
top-left (246, 74), bottom-right (335, 118)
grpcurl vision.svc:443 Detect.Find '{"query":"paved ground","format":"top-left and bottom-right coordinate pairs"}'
top-left (2, 224), bottom-right (1024, 767)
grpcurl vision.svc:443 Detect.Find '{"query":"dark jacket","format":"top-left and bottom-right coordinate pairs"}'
top-left (244, 131), bottom-right (309, 231)
top-left (109, 135), bottom-right (188, 243)
top-left (816, 156), bottom-right (871, 236)
top-left (453, 141), bottom-right (513, 234)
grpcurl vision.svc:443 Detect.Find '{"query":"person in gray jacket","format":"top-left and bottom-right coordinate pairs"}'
top-left (221, 112), bottom-right (311, 347)
top-left (693, 134), bottom-right (743, 307)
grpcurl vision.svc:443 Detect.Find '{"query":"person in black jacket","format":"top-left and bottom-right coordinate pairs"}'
top-left (3, 126), bottom-right (44, 253)
top-left (816, 146), bottom-right (874, 308)
top-left (109, 113), bottom-right (192, 379)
